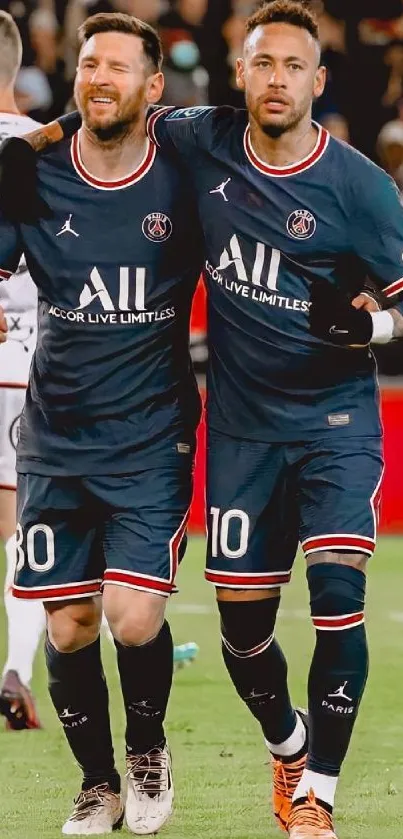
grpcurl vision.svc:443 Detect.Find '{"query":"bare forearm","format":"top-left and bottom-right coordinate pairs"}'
top-left (390, 308), bottom-right (403, 339)
top-left (23, 120), bottom-right (64, 152)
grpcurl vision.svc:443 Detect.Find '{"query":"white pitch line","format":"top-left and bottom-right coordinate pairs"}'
top-left (170, 603), bottom-right (215, 615)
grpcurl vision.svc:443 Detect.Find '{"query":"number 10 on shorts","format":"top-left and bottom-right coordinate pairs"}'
top-left (210, 507), bottom-right (250, 559)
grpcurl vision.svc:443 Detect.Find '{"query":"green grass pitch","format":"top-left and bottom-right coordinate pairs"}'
top-left (1, 537), bottom-right (403, 838)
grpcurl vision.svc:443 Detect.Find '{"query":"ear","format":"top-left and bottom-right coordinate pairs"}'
top-left (313, 64), bottom-right (326, 100)
top-left (236, 57), bottom-right (245, 91)
top-left (145, 71), bottom-right (164, 105)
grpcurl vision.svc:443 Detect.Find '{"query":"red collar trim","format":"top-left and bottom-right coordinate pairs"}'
top-left (70, 131), bottom-right (156, 190)
top-left (244, 122), bottom-right (329, 177)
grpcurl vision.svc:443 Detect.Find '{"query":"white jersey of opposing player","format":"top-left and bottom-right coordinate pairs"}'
top-left (0, 112), bottom-right (40, 489)
top-left (0, 113), bottom-right (40, 316)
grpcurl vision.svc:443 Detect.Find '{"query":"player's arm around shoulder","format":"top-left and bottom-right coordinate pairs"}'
top-left (146, 104), bottom-right (236, 154)
top-left (0, 111), bottom-right (81, 222)
top-left (344, 149), bottom-right (403, 344)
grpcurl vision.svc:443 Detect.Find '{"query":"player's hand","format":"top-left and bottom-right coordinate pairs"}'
top-left (309, 282), bottom-right (374, 347)
top-left (351, 279), bottom-right (388, 313)
top-left (0, 306), bottom-right (8, 343)
top-left (351, 293), bottom-right (380, 312)
top-left (0, 137), bottom-right (52, 223)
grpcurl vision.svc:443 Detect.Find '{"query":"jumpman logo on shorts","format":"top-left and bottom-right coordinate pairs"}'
top-left (328, 680), bottom-right (352, 702)
top-left (209, 178), bottom-right (231, 202)
top-left (56, 214), bottom-right (79, 237)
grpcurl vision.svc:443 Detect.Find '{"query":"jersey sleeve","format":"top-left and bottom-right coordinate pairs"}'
top-left (0, 214), bottom-right (23, 283)
top-left (57, 110), bottom-right (82, 139)
top-left (351, 165), bottom-right (403, 314)
top-left (146, 105), bottom-right (217, 154)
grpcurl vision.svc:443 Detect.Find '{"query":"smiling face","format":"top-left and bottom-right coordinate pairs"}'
top-left (236, 22), bottom-right (326, 137)
top-left (74, 30), bottom-right (163, 139)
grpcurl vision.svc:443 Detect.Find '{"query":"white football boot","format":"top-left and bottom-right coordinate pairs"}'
top-left (125, 744), bottom-right (174, 834)
top-left (62, 783), bottom-right (124, 835)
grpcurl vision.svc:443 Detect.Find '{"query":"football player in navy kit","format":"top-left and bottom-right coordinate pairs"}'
top-left (0, 14), bottom-right (203, 836)
top-left (138, 6), bottom-right (403, 838)
top-left (145, 6), bottom-right (402, 836)
top-left (1, 2), bottom-right (403, 838)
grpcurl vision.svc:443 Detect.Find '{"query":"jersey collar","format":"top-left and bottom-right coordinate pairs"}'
top-left (70, 131), bottom-right (156, 190)
top-left (244, 122), bottom-right (329, 178)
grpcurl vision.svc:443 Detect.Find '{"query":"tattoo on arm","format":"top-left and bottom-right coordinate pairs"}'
top-left (23, 121), bottom-right (64, 153)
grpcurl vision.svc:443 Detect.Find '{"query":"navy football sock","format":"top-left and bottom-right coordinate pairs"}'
top-left (45, 634), bottom-right (120, 792)
top-left (307, 563), bottom-right (368, 776)
top-left (218, 598), bottom-right (297, 746)
top-left (115, 620), bottom-right (174, 754)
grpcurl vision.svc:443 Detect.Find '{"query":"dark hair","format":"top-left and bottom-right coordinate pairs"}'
top-left (246, 1), bottom-right (320, 43)
top-left (78, 12), bottom-right (163, 72)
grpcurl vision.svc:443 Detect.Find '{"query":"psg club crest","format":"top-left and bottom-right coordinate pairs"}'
top-left (286, 209), bottom-right (316, 240)
top-left (142, 212), bottom-right (173, 243)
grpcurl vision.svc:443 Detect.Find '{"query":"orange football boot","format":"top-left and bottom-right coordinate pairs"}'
top-left (272, 710), bottom-right (308, 831)
top-left (288, 788), bottom-right (338, 838)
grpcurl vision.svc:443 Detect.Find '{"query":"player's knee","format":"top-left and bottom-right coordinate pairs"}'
top-left (45, 599), bottom-right (101, 653)
top-left (110, 614), bottom-right (164, 646)
top-left (104, 586), bottom-right (166, 647)
top-left (307, 562), bottom-right (366, 626)
top-left (307, 549), bottom-right (368, 572)
top-left (217, 593), bottom-right (281, 655)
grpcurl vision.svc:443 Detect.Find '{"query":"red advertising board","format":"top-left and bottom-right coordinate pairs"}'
top-left (380, 388), bottom-right (403, 533)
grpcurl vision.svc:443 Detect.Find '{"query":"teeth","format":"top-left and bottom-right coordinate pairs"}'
top-left (92, 97), bottom-right (113, 103)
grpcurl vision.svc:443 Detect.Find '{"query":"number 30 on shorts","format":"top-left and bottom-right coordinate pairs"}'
top-left (210, 507), bottom-right (250, 559)
top-left (15, 523), bottom-right (55, 572)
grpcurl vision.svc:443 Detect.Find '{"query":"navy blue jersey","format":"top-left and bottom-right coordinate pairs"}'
top-left (148, 106), bottom-right (403, 442)
top-left (0, 134), bottom-right (202, 475)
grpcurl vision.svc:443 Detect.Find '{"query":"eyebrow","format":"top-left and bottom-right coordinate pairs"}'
top-left (82, 56), bottom-right (131, 69)
top-left (252, 52), bottom-right (308, 65)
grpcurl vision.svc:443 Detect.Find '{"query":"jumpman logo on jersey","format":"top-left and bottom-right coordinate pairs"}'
top-left (328, 681), bottom-right (352, 702)
top-left (56, 213), bottom-right (79, 237)
top-left (209, 177), bottom-right (231, 202)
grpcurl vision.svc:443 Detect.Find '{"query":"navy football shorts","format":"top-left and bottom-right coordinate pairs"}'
top-left (205, 429), bottom-right (383, 590)
top-left (14, 461), bottom-right (193, 602)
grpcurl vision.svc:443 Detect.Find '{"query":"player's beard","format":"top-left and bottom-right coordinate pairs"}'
top-left (260, 113), bottom-right (301, 139)
top-left (76, 85), bottom-right (144, 143)
top-left (249, 91), bottom-right (311, 139)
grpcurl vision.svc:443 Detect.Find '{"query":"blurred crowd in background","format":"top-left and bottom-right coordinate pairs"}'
top-left (3, 0), bottom-right (403, 373)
